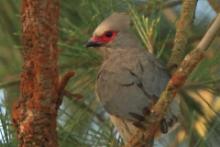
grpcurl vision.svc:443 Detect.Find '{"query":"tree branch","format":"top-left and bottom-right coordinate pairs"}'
top-left (167, 0), bottom-right (198, 73)
top-left (58, 71), bottom-right (75, 95)
top-left (56, 71), bottom-right (76, 109)
top-left (0, 78), bottom-right (19, 89)
top-left (125, 13), bottom-right (220, 147)
top-left (63, 90), bottom-right (104, 122)
top-left (63, 90), bottom-right (83, 101)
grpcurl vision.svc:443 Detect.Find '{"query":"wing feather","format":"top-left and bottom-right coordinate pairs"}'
top-left (96, 52), bottom-right (169, 122)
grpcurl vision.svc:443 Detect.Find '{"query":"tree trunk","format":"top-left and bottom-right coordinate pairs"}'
top-left (12, 0), bottom-right (60, 146)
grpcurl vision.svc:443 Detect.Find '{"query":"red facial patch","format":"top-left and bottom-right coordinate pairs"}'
top-left (91, 31), bottom-right (117, 44)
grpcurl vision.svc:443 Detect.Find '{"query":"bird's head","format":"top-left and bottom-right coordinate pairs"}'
top-left (85, 12), bottom-right (142, 55)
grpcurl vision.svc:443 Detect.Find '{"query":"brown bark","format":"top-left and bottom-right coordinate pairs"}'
top-left (11, 0), bottom-right (66, 147)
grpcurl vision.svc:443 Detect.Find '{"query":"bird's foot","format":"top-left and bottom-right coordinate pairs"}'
top-left (160, 115), bottom-right (178, 134)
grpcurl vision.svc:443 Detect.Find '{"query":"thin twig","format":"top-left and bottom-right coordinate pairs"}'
top-left (63, 90), bottom-right (104, 122)
top-left (0, 79), bottom-right (19, 89)
top-left (63, 90), bottom-right (83, 100)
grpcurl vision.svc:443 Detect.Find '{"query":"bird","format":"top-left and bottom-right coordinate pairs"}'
top-left (85, 12), bottom-right (179, 145)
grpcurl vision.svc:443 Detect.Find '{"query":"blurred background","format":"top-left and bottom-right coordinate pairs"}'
top-left (0, 0), bottom-right (220, 146)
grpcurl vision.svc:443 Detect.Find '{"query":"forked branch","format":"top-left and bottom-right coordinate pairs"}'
top-left (125, 13), bottom-right (220, 147)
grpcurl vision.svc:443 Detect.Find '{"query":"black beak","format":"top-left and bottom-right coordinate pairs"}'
top-left (85, 40), bottom-right (102, 48)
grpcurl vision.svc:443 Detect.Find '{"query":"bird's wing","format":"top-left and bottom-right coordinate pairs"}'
top-left (96, 52), bottom-right (169, 122)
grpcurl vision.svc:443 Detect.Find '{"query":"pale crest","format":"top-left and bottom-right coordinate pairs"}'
top-left (93, 12), bottom-right (130, 36)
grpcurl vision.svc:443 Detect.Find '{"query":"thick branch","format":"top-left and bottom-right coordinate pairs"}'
top-left (125, 13), bottom-right (220, 147)
top-left (167, 0), bottom-right (198, 73)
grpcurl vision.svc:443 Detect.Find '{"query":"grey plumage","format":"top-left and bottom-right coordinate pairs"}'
top-left (96, 49), bottom-right (169, 122)
top-left (87, 12), bottom-right (179, 144)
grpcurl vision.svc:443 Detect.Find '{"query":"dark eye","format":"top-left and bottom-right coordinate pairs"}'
top-left (105, 31), bottom-right (113, 37)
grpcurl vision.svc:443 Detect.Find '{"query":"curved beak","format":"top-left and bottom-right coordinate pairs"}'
top-left (85, 40), bottom-right (102, 48)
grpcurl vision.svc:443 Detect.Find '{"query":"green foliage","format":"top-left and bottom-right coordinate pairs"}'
top-left (0, 0), bottom-right (220, 147)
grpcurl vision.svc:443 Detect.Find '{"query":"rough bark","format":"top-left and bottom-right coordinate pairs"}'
top-left (12, 0), bottom-right (62, 147)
